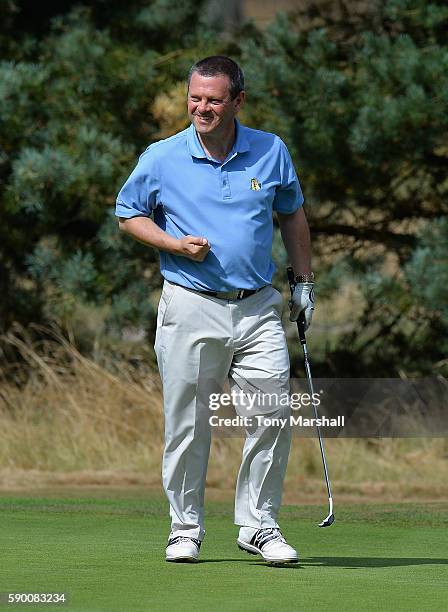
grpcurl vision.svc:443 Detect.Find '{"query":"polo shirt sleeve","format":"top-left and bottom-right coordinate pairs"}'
top-left (273, 138), bottom-right (304, 214)
top-left (115, 146), bottom-right (160, 218)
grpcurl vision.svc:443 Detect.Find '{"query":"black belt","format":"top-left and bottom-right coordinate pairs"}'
top-left (171, 283), bottom-right (267, 301)
top-left (198, 287), bottom-right (266, 300)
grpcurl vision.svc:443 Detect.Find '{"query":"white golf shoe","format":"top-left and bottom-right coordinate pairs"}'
top-left (165, 536), bottom-right (201, 563)
top-left (237, 527), bottom-right (298, 565)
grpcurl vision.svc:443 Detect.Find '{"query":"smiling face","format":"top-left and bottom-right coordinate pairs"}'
top-left (187, 71), bottom-right (245, 137)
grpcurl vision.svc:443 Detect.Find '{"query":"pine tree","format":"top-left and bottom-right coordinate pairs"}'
top-left (236, 0), bottom-right (448, 375)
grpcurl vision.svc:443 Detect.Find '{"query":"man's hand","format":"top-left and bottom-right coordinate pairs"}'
top-left (118, 218), bottom-right (210, 261)
top-left (177, 235), bottom-right (210, 261)
top-left (289, 282), bottom-right (315, 330)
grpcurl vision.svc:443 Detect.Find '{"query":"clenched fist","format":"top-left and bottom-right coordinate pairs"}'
top-left (177, 235), bottom-right (210, 262)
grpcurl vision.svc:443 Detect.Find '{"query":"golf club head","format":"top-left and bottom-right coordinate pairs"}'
top-left (318, 513), bottom-right (335, 528)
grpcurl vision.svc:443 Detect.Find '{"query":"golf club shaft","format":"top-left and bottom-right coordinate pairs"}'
top-left (301, 340), bottom-right (333, 502)
top-left (287, 266), bottom-right (333, 506)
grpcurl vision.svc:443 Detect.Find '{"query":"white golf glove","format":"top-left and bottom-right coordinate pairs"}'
top-left (289, 282), bottom-right (315, 330)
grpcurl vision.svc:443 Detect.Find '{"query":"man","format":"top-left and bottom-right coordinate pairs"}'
top-left (116, 56), bottom-right (314, 565)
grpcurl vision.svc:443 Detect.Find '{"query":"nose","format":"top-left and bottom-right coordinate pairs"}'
top-left (197, 98), bottom-right (210, 114)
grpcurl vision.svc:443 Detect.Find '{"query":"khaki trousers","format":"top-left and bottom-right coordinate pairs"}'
top-left (154, 281), bottom-right (291, 540)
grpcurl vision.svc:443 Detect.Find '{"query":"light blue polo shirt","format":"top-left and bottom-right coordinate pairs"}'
top-left (116, 120), bottom-right (303, 291)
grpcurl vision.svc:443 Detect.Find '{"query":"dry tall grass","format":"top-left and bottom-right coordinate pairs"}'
top-left (1, 325), bottom-right (447, 501)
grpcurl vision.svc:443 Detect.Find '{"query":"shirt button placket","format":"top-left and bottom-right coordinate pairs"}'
top-left (221, 168), bottom-right (231, 199)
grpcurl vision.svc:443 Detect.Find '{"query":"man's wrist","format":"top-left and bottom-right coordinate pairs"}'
top-left (294, 272), bottom-right (315, 283)
top-left (164, 236), bottom-right (183, 256)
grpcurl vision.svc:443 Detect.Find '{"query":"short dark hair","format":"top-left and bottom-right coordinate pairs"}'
top-left (188, 56), bottom-right (245, 99)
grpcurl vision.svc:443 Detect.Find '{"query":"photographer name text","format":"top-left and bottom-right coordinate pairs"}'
top-left (209, 415), bottom-right (344, 428)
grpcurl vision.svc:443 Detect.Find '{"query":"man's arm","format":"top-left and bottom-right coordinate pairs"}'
top-left (277, 207), bottom-right (312, 276)
top-left (277, 206), bottom-right (315, 329)
top-left (118, 216), bottom-right (210, 262)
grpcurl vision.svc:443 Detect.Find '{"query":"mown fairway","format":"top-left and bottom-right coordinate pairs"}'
top-left (0, 491), bottom-right (447, 611)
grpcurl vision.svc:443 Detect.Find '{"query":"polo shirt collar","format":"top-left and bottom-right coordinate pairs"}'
top-left (187, 119), bottom-right (250, 159)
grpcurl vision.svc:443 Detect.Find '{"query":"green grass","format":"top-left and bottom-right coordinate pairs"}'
top-left (0, 491), bottom-right (447, 611)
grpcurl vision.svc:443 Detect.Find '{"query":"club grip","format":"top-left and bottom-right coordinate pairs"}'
top-left (287, 266), bottom-right (295, 293)
top-left (297, 311), bottom-right (306, 345)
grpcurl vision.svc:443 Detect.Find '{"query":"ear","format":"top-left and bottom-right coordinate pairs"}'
top-left (233, 91), bottom-right (245, 114)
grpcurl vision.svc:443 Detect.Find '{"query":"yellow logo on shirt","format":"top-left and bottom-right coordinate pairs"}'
top-left (250, 178), bottom-right (262, 191)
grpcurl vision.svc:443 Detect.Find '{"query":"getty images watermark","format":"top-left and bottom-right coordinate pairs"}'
top-left (208, 389), bottom-right (344, 430)
top-left (202, 378), bottom-right (448, 437)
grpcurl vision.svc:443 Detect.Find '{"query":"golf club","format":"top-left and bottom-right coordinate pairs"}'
top-left (287, 267), bottom-right (335, 527)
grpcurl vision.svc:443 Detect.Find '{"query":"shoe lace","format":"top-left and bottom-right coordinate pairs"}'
top-left (253, 528), bottom-right (286, 549)
top-left (168, 536), bottom-right (201, 548)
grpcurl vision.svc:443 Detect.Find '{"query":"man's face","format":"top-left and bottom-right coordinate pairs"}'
top-left (187, 72), bottom-right (245, 136)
